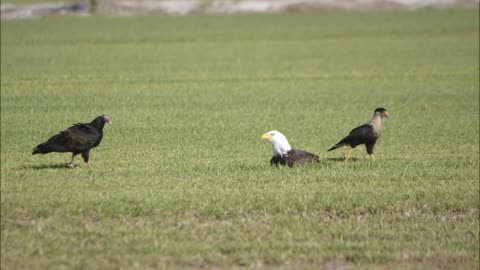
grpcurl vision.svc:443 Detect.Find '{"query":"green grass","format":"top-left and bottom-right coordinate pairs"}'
top-left (1, 9), bottom-right (479, 269)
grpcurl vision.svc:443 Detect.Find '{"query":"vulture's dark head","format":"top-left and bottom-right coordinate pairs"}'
top-left (374, 108), bottom-right (389, 118)
top-left (91, 115), bottom-right (112, 129)
top-left (101, 115), bottom-right (112, 124)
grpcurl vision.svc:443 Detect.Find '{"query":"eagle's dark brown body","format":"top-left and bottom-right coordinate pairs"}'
top-left (271, 149), bottom-right (319, 167)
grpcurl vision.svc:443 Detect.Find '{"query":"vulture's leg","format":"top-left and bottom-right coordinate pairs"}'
top-left (68, 154), bottom-right (76, 169)
top-left (81, 150), bottom-right (90, 167)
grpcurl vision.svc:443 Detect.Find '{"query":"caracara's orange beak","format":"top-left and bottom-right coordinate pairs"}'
top-left (382, 111), bottom-right (389, 118)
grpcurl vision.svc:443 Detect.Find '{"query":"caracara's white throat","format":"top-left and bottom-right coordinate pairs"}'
top-left (369, 110), bottom-right (387, 136)
top-left (261, 130), bottom-right (292, 157)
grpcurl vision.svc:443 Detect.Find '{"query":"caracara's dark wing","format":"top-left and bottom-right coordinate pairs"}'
top-left (328, 124), bottom-right (376, 151)
top-left (347, 124), bottom-right (376, 146)
top-left (32, 124), bottom-right (101, 155)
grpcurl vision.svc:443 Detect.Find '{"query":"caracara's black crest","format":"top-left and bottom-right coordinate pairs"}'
top-left (32, 115), bottom-right (112, 168)
top-left (375, 107), bottom-right (387, 113)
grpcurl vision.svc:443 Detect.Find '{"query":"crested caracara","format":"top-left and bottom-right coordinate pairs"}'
top-left (261, 130), bottom-right (319, 167)
top-left (328, 108), bottom-right (389, 161)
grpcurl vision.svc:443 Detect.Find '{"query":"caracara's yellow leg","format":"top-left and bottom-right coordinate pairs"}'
top-left (369, 154), bottom-right (375, 161)
top-left (345, 148), bottom-right (353, 161)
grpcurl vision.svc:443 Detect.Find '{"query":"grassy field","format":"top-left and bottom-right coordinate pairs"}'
top-left (1, 9), bottom-right (479, 269)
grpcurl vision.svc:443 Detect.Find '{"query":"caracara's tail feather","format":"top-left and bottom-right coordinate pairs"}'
top-left (327, 138), bottom-right (348, 151)
top-left (327, 144), bottom-right (341, 151)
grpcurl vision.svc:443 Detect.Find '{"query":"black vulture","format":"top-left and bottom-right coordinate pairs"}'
top-left (32, 115), bottom-right (112, 168)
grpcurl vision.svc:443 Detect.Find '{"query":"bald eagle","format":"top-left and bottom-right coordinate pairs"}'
top-left (261, 130), bottom-right (319, 167)
top-left (328, 108), bottom-right (389, 161)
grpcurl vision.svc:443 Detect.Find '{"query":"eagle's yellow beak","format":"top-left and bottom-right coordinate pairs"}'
top-left (261, 133), bottom-right (272, 140)
top-left (382, 111), bottom-right (389, 118)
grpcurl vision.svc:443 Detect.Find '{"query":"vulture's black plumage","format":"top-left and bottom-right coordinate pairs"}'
top-left (328, 108), bottom-right (389, 161)
top-left (262, 130), bottom-right (319, 167)
top-left (32, 115), bottom-right (112, 168)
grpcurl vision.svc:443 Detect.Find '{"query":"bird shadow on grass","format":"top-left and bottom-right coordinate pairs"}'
top-left (27, 163), bottom-right (70, 170)
top-left (324, 157), bottom-right (360, 162)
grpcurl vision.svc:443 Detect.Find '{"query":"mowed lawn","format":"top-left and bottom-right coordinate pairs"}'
top-left (1, 9), bottom-right (479, 269)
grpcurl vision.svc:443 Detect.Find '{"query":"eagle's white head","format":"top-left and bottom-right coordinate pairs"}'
top-left (261, 130), bottom-right (292, 157)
